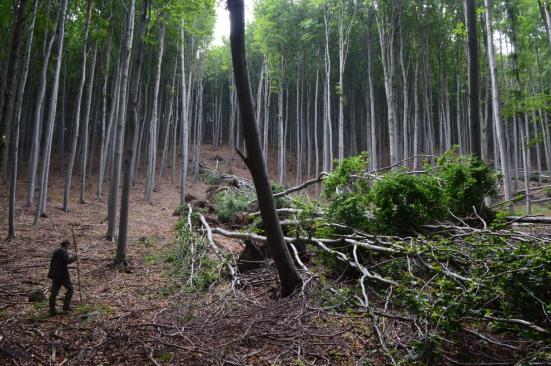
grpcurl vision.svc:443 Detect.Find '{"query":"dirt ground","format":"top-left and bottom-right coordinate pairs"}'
top-left (0, 145), bottom-right (372, 365)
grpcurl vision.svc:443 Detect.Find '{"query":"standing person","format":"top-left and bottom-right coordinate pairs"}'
top-left (48, 240), bottom-right (78, 315)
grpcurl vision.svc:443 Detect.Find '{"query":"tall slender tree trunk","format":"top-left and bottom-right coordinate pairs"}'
top-left (107, 0), bottom-right (135, 239)
top-left (158, 56), bottom-right (178, 191)
top-left (375, 3), bottom-right (400, 166)
top-left (27, 1), bottom-right (57, 207)
top-left (277, 58), bottom-right (285, 184)
top-left (484, 0), bottom-right (512, 200)
top-left (7, 0), bottom-right (36, 240)
top-left (323, 6), bottom-right (333, 172)
top-left (80, 44), bottom-right (98, 204)
top-left (465, 0), bottom-right (481, 158)
top-left (314, 66), bottom-right (319, 177)
top-left (399, 26), bottom-right (409, 165)
top-left (538, 0), bottom-right (551, 50)
top-left (179, 21), bottom-right (190, 205)
top-left (262, 71), bottom-right (270, 163)
top-left (116, 0), bottom-right (150, 265)
top-left (193, 59), bottom-right (205, 180)
top-left (413, 59), bottom-right (421, 169)
top-left (62, 0), bottom-right (93, 211)
top-left (366, 10), bottom-right (377, 170)
top-left (336, 0), bottom-right (354, 162)
top-left (145, 23), bottom-right (166, 203)
top-left (97, 34), bottom-right (113, 199)
top-left (0, 0), bottom-right (28, 178)
top-left (34, 0), bottom-right (69, 225)
top-left (99, 43), bottom-right (122, 198)
top-left (228, 0), bottom-right (302, 297)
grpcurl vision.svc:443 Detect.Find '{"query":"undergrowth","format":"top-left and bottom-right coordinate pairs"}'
top-left (212, 189), bottom-right (251, 223)
top-left (166, 217), bottom-right (222, 292)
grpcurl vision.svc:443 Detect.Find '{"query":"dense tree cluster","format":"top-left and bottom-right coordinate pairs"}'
top-left (0, 0), bottom-right (215, 261)
top-left (1, 0), bottom-right (550, 257)
top-left (208, 0), bottom-right (550, 199)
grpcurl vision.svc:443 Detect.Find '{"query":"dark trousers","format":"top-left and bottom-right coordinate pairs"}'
top-left (49, 278), bottom-right (74, 312)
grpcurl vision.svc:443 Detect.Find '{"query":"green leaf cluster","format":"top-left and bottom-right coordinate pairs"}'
top-left (323, 150), bottom-right (497, 234)
top-left (213, 189), bottom-right (251, 223)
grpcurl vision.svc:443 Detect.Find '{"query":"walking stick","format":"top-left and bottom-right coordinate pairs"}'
top-left (70, 226), bottom-right (83, 302)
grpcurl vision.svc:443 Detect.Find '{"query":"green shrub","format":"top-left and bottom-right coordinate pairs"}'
top-left (368, 172), bottom-right (445, 234)
top-left (327, 192), bottom-right (371, 232)
top-left (321, 151), bottom-right (496, 234)
top-left (203, 171), bottom-right (222, 185)
top-left (323, 152), bottom-right (369, 198)
top-left (271, 181), bottom-right (289, 209)
top-left (436, 150), bottom-right (496, 218)
top-left (212, 189), bottom-right (251, 223)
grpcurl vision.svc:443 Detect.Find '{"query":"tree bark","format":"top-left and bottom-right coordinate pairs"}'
top-left (179, 20), bottom-right (190, 205)
top-left (34, 0), bottom-right (69, 225)
top-left (465, 0), bottom-right (481, 158)
top-left (228, 0), bottom-right (302, 297)
top-left (63, 0), bottom-right (93, 211)
top-left (158, 56), bottom-right (178, 190)
top-left (0, 0), bottom-right (28, 177)
top-left (107, 0), bottom-right (135, 239)
top-left (145, 23), bottom-right (166, 203)
top-left (7, 0), bottom-right (37, 240)
top-left (80, 44), bottom-right (98, 204)
top-left (484, 0), bottom-right (512, 200)
top-left (116, 0), bottom-right (150, 265)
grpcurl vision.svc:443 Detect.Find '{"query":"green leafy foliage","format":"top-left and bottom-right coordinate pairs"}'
top-left (271, 181), bottom-right (289, 209)
top-left (386, 235), bottom-right (551, 340)
top-left (368, 172), bottom-right (445, 234)
top-left (203, 170), bottom-right (222, 185)
top-left (322, 151), bottom-right (497, 234)
top-left (323, 152), bottom-right (369, 197)
top-left (436, 149), bottom-right (496, 218)
top-left (213, 189), bottom-right (251, 223)
top-left (171, 218), bottom-right (221, 292)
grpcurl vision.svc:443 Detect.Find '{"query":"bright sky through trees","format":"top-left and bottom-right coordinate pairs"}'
top-left (213, 0), bottom-right (254, 46)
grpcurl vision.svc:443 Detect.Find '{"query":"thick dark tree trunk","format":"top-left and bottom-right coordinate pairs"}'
top-left (228, 0), bottom-right (302, 297)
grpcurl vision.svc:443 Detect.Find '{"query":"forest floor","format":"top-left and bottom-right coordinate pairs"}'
top-left (0, 145), bottom-right (376, 365)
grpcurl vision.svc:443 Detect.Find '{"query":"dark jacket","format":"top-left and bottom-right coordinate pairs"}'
top-left (48, 247), bottom-right (76, 281)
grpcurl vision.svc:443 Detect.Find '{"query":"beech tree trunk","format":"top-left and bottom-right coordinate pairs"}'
top-left (145, 23), bottom-right (165, 203)
top-left (158, 56), bottom-right (178, 190)
top-left (484, 0), bottom-right (512, 200)
top-left (34, 0), bottom-right (69, 225)
top-left (7, 0), bottom-right (36, 240)
top-left (179, 20), bottom-right (190, 205)
top-left (63, 0), bottom-right (93, 212)
top-left (27, 7), bottom-right (58, 207)
top-left (465, 0), bottom-right (481, 158)
top-left (116, 0), bottom-right (150, 265)
top-left (228, 0), bottom-right (302, 297)
top-left (107, 0), bottom-right (135, 239)
top-left (80, 44), bottom-right (98, 204)
top-left (0, 0), bottom-right (28, 177)
top-left (97, 34), bottom-right (113, 199)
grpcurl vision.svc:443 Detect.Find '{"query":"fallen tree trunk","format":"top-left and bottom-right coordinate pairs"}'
top-left (504, 215), bottom-right (551, 224)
